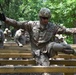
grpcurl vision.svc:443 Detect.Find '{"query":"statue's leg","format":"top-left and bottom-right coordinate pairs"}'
top-left (33, 50), bottom-right (51, 75)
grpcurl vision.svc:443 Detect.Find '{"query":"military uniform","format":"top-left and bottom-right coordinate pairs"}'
top-left (14, 29), bottom-right (26, 47)
top-left (5, 19), bottom-right (76, 60)
top-left (4, 28), bottom-right (11, 42)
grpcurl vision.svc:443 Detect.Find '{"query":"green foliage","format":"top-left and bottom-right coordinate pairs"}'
top-left (66, 35), bottom-right (73, 44)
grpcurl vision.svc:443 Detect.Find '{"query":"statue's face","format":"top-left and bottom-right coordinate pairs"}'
top-left (40, 16), bottom-right (49, 25)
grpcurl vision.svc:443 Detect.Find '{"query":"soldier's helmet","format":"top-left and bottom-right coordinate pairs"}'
top-left (39, 7), bottom-right (51, 18)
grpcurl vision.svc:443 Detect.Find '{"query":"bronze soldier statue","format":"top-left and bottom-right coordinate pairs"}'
top-left (0, 7), bottom-right (76, 75)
